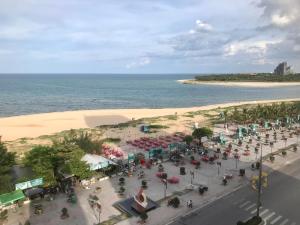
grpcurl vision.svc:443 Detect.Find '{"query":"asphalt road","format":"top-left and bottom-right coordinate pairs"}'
top-left (169, 159), bottom-right (300, 225)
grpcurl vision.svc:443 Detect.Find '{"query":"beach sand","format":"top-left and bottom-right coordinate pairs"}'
top-left (0, 98), bottom-right (299, 142)
top-left (178, 79), bottom-right (300, 87)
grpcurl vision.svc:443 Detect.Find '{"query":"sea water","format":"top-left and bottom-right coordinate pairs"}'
top-left (0, 74), bottom-right (299, 117)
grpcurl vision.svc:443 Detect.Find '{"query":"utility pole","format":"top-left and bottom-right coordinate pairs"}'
top-left (256, 140), bottom-right (263, 217)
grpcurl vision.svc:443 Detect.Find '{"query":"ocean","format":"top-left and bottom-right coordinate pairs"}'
top-left (0, 74), bottom-right (299, 117)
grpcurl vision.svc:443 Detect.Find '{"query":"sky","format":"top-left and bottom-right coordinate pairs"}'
top-left (0, 0), bottom-right (299, 74)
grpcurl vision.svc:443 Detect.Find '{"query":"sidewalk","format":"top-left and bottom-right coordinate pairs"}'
top-left (116, 142), bottom-right (300, 225)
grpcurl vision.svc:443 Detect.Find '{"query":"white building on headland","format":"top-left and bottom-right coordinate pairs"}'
top-left (273, 62), bottom-right (293, 75)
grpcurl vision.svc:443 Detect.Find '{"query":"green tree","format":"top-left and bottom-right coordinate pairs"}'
top-left (0, 143), bottom-right (16, 194)
top-left (58, 130), bottom-right (102, 154)
top-left (192, 127), bottom-right (213, 145)
top-left (183, 135), bottom-right (193, 147)
top-left (56, 144), bottom-right (93, 179)
top-left (24, 146), bottom-right (57, 187)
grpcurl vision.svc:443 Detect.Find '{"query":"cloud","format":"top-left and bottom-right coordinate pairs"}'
top-left (189, 19), bottom-right (213, 34)
top-left (0, 0), bottom-right (299, 73)
top-left (257, 0), bottom-right (300, 30)
top-left (126, 57), bottom-right (151, 69)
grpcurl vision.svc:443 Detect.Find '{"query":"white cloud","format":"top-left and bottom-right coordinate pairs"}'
top-left (126, 57), bottom-right (151, 69)
top-left (271, 14), bottom-right (295, 26)
top-left (0, 19), bottom-right (44, 40)
top-left (195, 20), bottom-right (213, 32)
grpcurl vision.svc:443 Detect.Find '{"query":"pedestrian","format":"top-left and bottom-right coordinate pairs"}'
top-left (187, 200), bottom-right (193, 208)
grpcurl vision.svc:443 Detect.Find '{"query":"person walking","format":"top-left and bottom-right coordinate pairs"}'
top-left (187, 200), bottom-right (193, 208)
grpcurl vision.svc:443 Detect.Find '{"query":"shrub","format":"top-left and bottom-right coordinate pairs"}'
top-left (282, 150), bottom-right (287, 156)
top-left (293, 146), bottom-right (297, 152)
top-left (140, 212), bottom-right (148, 222)
top-left (168, 197), bottom-right (180, 208)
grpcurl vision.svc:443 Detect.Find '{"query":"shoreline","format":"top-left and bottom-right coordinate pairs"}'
top-left (0, 98), bottom-right (300, 141)
top-left (177, 79), bottom-right (300, 87)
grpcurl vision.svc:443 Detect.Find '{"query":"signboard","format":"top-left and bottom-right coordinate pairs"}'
top-left (15, 178), bottom-right (43, 190)
top-left (201, 136), bottom-right (208, 143)
top-left (128, 153), bottom-right (135, 164)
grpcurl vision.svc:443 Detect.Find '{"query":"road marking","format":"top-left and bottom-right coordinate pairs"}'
top-left (270, 215), bottom-right (282, 224)
top-left (245, 203), bottom-right (257, 211)
top-left (251, 206), bottom-right (262, 214)
top-left (263, 212), bottom-right (276, 221)
top-left (279, 219), bottom-right (289, 225)
top-left (260, 209), bottom-right (269, 216)
top-left (290, 222), bottom-right (296, 225)
top-left (234, 198), bottom-right (245, 205)
top-left (239, 200), bottom-right (251, 208)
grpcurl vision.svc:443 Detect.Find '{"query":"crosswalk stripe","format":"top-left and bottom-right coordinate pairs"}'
top-left (279, 219), bottom-right (289, 225)
top-left (270, 215), bottom-right (282, 224)
top-left (263, 212), bottom-right (276, 221)
top-left (251, 206), bottom-right (262, 214)
top-left (239, 201), bottom-right (251, 208)
top-left (260, 209), bottom-right (269, 216)
top-left (245, 203), bottom-right (257, 211)
top-left (234, 198), bottom-right (245, 205)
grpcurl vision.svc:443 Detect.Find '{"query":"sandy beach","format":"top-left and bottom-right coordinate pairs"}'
top-left (178, 79), bottom-right (300, 87)
top-left (0, 98), bottom-right (299, 142)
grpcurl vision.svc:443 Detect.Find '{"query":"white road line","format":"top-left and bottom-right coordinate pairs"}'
top-left (245, 203), bottom-right (257, 211)
top-left (290, 222), bottom-right (296, 225)
top-left (270, 215), bottom-right (282, 224)
top-left (239, 200), bottom-right (251, 208)
top-left (260, 209), bottom-right (269, 216)
top-left (279, 219), bottom-right (289, 225)
top-left (263, 212), bottom-right (276, 221)
top-left (234, 198), bottom-right (245, 205)
top-left (251, 206), bottom-right (262, 214)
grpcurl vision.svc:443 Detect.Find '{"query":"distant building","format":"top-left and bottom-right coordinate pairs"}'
top-left (273, 62), bottom-right (293, 75)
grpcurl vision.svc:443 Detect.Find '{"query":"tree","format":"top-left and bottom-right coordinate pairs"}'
top-left (24, 146), bottom-right (57, 187)
top-left (24, 143), bottom-right (93, 187)
top-left (58, 130), bottom-right (102, 154)
top-left (183, 135), bottom-right (193, 147)
top-left (0, 143), bottom-right (16, 194)
top-left (192, 127), bottom-right (213, 145)
top-left (56, 144), bottom-right (93, 179)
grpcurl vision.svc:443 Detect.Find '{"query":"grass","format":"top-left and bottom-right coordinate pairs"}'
top-left (101, 138), bottom-right (121, 143)
top-left (195, 73), bottom-right (300, 82)
top-left (164, 115), bottom-right (178, 120)
top-left (148, 124), bottom-right (169, 129)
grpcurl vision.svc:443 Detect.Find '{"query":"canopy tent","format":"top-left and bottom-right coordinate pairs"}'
top-left (81, 154), bottom-right (116, 171)
top-left (0, 190), bottom-right (25, 206)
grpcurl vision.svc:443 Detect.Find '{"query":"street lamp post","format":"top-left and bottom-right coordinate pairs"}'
top-left (256, 140), bottom-right (263, 218)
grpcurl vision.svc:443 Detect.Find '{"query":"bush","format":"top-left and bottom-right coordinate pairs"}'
top-left (140, 212), bottom-right (148, 222)
top-left (168, 197), bottom-right (180, 208)
top-left (282, 150), bottom-right (287, 156)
